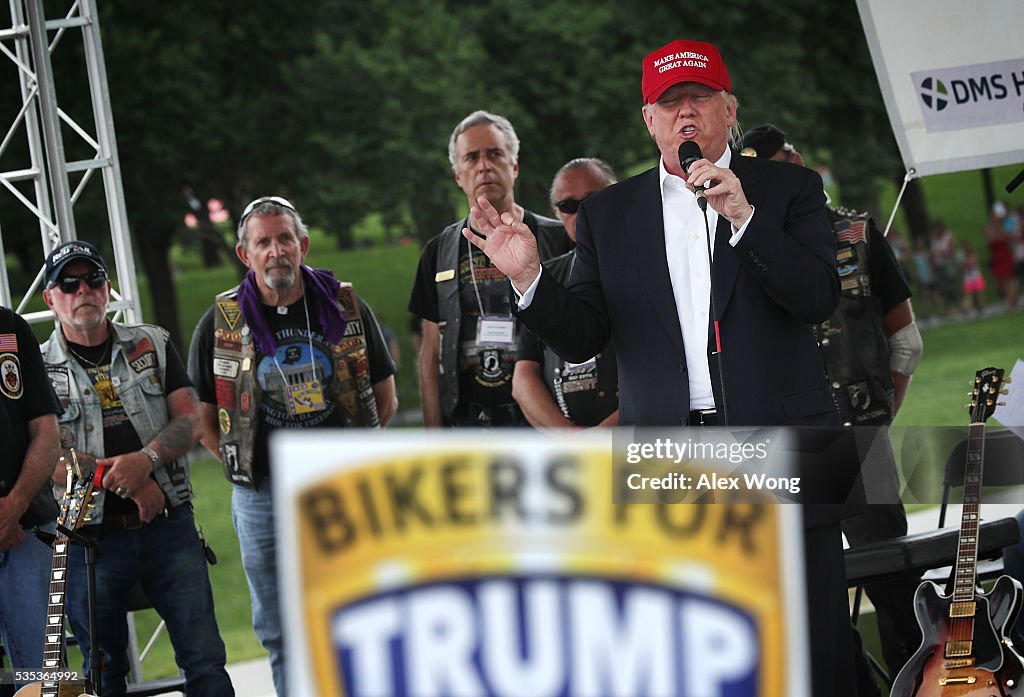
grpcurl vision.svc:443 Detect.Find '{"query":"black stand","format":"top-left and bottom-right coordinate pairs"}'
top-left (36, 525), bottom-right (102, 697)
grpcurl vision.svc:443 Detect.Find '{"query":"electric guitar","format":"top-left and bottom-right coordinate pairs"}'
top-left (891, 366), bottom-right (1024, 696)
top-left (14, 448), bottom-right (98, 697)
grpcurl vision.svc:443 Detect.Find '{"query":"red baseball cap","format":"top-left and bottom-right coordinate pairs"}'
top-left (641, 39), bottom-right (731, 104)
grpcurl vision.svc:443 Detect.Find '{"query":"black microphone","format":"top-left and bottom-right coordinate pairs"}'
top-left (678, 141), bottom-right (707, 211)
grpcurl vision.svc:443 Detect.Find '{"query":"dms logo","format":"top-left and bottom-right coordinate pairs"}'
top-left (919, 73), bottom-right (1017, 110)
top-left (919, 77), bottom-right (949, 111)
top-left (333, 576), bottom-right (759, 697)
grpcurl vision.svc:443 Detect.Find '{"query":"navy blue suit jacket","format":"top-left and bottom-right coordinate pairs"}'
top-left (519, 152), bottom-right (841, 429)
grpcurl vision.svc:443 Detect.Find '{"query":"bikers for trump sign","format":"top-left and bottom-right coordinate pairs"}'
top-left (856, 0), bottom-right (1024, 177)
top-left (272, 430), bottom-right (809, 696)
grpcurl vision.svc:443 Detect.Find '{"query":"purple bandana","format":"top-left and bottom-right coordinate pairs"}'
top-left (236, 265), bottom-right (347, 357)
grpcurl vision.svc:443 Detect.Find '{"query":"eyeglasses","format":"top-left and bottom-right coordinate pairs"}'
top-left (553, 193), bottom-right (595, 215)
top-left (55, 270), bottom-right (108, 294)
top-left (240, 196), bottom-right (297, 223)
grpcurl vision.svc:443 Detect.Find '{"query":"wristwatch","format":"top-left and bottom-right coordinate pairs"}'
top-left (140, 445), bottom-right (162, 469)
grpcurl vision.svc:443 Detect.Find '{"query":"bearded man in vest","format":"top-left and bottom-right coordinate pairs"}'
top-left (189, 196), bottom-right (397, 696)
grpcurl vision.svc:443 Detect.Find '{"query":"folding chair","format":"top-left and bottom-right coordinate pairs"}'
top-left (844, 428), bottom-right (1024, 687)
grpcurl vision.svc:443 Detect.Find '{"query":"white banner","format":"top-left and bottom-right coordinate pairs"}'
top-left (856, 0), bottom-right (1024, 177)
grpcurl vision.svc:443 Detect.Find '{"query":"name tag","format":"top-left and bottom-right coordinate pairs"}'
top-left (213, 358), bottom-right (240, 379)
top-left (435, 269), bottom-right (455, 282)
top-left (476, 317), bottom-right (515, 347)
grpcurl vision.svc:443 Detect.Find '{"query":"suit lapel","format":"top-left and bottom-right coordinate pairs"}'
top-left (625, 169), bottom-right (684, 352)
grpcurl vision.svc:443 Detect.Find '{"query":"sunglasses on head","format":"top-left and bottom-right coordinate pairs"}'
top-left (240, 195), bottom-right (297, 222)
top-left (55, 270), bottom-right (107, 294)
top-left (553, 193), bottom-right (595, 215)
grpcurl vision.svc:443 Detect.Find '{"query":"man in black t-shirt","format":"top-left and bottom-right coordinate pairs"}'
top-left (0, 307), bottom-right (60, 691)
top-left (408, 110), bottom-right (573, 427)
top-left (40, 240), bottom-right (233, 697)
top-left (514, 158), bottom-right (620, 429)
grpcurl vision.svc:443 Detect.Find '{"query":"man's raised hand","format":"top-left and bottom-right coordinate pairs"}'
top-left (462, 196), bottom-right (542, 293)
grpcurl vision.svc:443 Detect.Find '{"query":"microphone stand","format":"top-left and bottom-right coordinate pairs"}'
top-left (696, 192), bottom-right (730, 428)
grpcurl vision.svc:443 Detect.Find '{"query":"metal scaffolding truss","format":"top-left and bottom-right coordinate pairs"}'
top-left (0, 0), bottom-right (139, 325)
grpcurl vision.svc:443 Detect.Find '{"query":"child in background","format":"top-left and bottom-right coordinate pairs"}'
top-left (962, 241), bottom-right (986, 315)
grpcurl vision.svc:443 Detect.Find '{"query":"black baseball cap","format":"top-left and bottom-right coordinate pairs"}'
top-left (44, 241), bottom-right (108, 286)
top-left (739, 123), bottom-right (787, 159)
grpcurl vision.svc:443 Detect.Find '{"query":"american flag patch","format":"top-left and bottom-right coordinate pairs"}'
top-left (0, 334), bottom-right (16, 352)
top-left (836, 219), bottom-right (866, 244)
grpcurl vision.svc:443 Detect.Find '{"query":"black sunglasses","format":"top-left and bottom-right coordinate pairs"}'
top-left (55, 270), bottom-right (108, 294)
top-left (240, 195), bottom-right (297, 222)
top-left (553, 193), bottom-right (595, 215)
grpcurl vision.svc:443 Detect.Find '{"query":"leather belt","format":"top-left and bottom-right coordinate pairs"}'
top-left (688, 408), bottom-right (718, 426)
top-left (101, 512), bottom-right (146, 530)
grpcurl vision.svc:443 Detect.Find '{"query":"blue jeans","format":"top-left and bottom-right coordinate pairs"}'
top-left (66, 504), bottom-right (233, 697)
top-left (232, 483), bottom-right (286, 697)
top-left (0, 521), bottom-right (55, 690)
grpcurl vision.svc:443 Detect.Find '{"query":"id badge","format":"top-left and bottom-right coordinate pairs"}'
top-left (286, 380), bottom-right (327, 415)
top-left (476, 316), bottom-right (516, 347)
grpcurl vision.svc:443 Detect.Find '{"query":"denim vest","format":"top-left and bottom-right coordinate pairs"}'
top-left (41, 322), bottom-right (191, 524)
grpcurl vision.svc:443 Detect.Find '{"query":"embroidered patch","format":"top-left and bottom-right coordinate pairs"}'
top-left (213, 357), bottom-right (240, 379)
top-left (124, 337), bottom-right (155, 362)
top-left (0, 333), bottom-right (17, 352)
top-left (129, 352), bottom-right (157, 373)
top-left (215, 328), bottom-right (243, 343)
top-left (223, 443), bottom-right (242, 475)
top-left (218, 407), bottom-right (232, 434)
top-left (59, 425), bottom-right (76, 449)
top-left (240, 391), bottom-right (251, 414)
top-left (0, 353), bottom-right (22, 399)
top-left (47, 366), bottom-right (71, 402)
top-left (216, 300), bottom-right (242, 331)
top-left (342, 319), bottom-right (363, 338)
top-left (215, 377), bottom-right (236, 409)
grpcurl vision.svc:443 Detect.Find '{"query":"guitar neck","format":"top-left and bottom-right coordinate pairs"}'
top-left (951, 421), bottom-right (986, 603)
top-left (41, 531), bottom-right (69, 674)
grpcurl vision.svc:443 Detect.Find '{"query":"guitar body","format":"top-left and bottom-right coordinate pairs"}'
top-left (891, 576), bottom-right (1024, 696)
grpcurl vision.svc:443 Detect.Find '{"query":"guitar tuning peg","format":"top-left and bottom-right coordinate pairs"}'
top-left (998, 401), bottom-right (1007, 407)
top-left (1005, 377), bottom-right (1013, 384)
top-left (1001, 389), bottom-right (1010, 395)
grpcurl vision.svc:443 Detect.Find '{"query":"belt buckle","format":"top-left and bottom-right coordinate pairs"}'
top-left (697, 409), bottom-right (717, 426)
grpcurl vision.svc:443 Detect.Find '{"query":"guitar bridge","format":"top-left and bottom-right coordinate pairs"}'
top-left (939, 676), bottom-right (978, 685)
